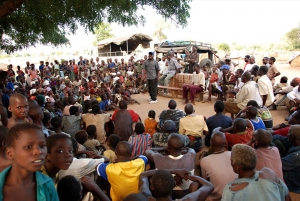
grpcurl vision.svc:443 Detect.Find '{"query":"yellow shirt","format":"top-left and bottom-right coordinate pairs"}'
top-left (98, 156), bottom-right (147, 201)
top-left (40, 165), bottom-right (58, 187)
top-left (179, 114), bottom-right (208, 137)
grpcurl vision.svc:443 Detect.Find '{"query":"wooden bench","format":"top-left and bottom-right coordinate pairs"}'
top-left (158, 85), bottom-right (204, 101)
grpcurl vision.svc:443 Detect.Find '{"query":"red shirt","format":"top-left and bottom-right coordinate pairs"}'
top-left (273, 126), bottom-right (290, 136)
top-left (112, 109), bottom-right (139, 122)
top-left (225, 128), bottom-right (253, 148)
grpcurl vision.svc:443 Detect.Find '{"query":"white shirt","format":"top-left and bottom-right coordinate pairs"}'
top-left (257, 75), bottom-right (275, 106)
top-left (236, 81), bottom-right (262, 109)
top-left (192, 72), bottom-right (205, 86)
top-left (244, 63), bottom-right (255, 72)
top-left (158, 60), bottom-right (166, 74)
top-left (287, 86), bottom-right (300, 101)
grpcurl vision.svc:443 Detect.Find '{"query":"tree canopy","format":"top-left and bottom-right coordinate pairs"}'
top-left (218, 43), bottom-right (230, 52)
top-left (285, 27), bottom-right (300, 50)
top-left (153, 20), bottom-right (170, 42)
top-left (93, 23), bottom-right (114, 45)
top-left (0, 0), bottom-right (191, 53)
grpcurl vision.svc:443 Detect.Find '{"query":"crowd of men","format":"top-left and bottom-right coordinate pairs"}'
top-left (0, 51), bottom-right (299, 201)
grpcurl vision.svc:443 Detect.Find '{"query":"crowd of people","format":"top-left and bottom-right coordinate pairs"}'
top-left (0, 51), bottom-right (299, 201)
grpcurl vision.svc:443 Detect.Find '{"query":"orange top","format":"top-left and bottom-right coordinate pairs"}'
top-left (144, 118), bottom-right (158, 137)
top-left (210, 72), bottom-right (219, 83)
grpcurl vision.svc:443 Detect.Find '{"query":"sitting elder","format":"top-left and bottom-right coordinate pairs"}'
top-left (222, 144), bottom-right (289, 201)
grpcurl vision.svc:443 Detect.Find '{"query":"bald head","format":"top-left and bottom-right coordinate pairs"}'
top-left (116, 141), bottom-right (133, 157)
top-left (28, 107), bottom-right (43, 120)
top-left (9, 93), bottom-right (27, 106)
top-left (254, 129), bottom-right (272, 147)
top-left (28, 100), bottom-right (39, 108)
top-left (184, 104), bottom-right (194, 115)
top-left (168, 99), bottom-right (177, 109)
top-left (242, 71), bottom-right (251, 82)
top-left (167, 133), bottom-right (184, 150)
top-left (210, 132), bottom-right (226, 148)
top-left (233, 118), bottom-right (247, 132)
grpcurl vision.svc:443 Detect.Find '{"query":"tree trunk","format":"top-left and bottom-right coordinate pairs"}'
top-left (0, 0), bottom-right (25, 20)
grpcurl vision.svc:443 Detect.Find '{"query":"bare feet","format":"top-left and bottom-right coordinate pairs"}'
top-left (191, 101), bottom-right (196, 105)
top-left (182, 100), bottom-right (189, 105)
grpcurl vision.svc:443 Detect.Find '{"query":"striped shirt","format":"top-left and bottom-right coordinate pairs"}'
top-left (128, 134), bottom-right (152, 157)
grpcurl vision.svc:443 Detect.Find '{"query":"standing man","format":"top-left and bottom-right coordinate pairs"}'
top-left (244, 56), bottom-right (256, 72)
top-left (159, 51), bottom-right (181, 96)
top-left (243, 55), bottom-right (250, 70)
top-left (142, 52), bottom-right (160, 104)
top-left (262, 56), bottom-right (270, 67)
top-left (258, 66), bottom-right (275, 108)
top-left (267, 57), bottom-right (281, 85)
top-left (185, 45), bottom-right (199, 74)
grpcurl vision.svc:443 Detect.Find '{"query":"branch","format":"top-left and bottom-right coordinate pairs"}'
top-left (0, 0), bottom-right (25, 20)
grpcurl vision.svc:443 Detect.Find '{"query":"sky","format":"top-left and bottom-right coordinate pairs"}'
top-left (16, 0), bottom-right (300, 53)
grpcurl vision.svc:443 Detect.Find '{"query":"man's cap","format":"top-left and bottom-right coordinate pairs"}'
top-left (163, 120), bottom-right (176, 131)
top-left (148, 52), bottom-right (154, 55)
top-left (220, 64), bottom-right (230, 70)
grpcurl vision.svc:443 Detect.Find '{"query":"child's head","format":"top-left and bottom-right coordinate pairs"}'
top-left (135, 122), bottom-right (145, 135)
top-left (101, 94), bottom-right (107, 101)
top-left (6, 123), bottom-right (47, 172)
top-left (203, 65), bottom-right (208, 71)
top-left (148, 110), bottom-right (156, 119)
top-left (75, 130), bottom-right (88, 145)
top-left (115, 141), bottom-right (133, 161)
top-left (51, 117), bottom-right (62, 129)
top-left (253, 129), bottom-right (272, 148)
top-left (280, 76), bottom-right (288, 84)
top-left (227, 91), bottom-right (235, 99)
top-left (57, 175), bottom-right (82, 201)
top-left (28, 106), bottom-right (44, 121)
top-left (8, 93), bottom-right (29, 119)
top-left (86, 125), bottom-right (97, 139)
top-left (91, 104), bottom-right (101, 114)
top-left (69, 106), bottom-right (79, 116)
top-left (107, 134), bottom-right (120, 149)
top-left (167, 133), bottom-right (184, 152)
top-left (42, 112), bottom-right (52, 128)
top-left (246, 106), bottom-right (258, 119)
top-left (46, 134), bottom-right (73, 170)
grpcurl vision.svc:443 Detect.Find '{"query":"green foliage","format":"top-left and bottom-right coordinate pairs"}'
top-left (218, 43), bottom-right (230, 52)
top-left (285, 28), bottom-right (300, 50)
top-left (0, 0), bottom-right (191, 53)
top-left (153, 20), bottom-right (170, 42)
top-left (232, 42), bottom-right (244, 51)
top-left (93, 23), bottom-right (114, 45)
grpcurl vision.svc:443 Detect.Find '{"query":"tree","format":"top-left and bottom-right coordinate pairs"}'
top-left (285, 28), bottom-right (300, 50)
top-left (93, 23), bottom-right (114, 45)
top-left (218, 43), bottom-right (230, 52)
top-left (0, 0), bottom-right (191, 53)
top-left (153, 20), bottom-right (170, 42)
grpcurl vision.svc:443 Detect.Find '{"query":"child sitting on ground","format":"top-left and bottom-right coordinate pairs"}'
top-left (236, 106), bottom-right (266, 131)
top-left (128, 122), bottom-right (152, 157)
top-left (50, 117), bottom-right (71, 136)
top-left (41, 134), bottom-right (74, 185)
top-left (103, 134), bottom-right (120, 163)
top-left (144, 110), bottom-right (158, 137)
top-left (273, 76), bottom-right (289, 92)
top-left (3, 123), bottom-right (59, 200)
top-left (83, 125), bottom-right (105, 155)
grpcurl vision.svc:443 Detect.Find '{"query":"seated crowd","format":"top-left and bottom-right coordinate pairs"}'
top-left (0, 55), bottom-right (299, 201)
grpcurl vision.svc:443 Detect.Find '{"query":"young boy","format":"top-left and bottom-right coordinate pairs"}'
top-left (41, 134), bottom-right (74, 185)
top-left (128, 122), bottom-right (152, 157)
top-left (83, 125), bottom-right (105, 155)
top-left (0, 126), bottom-right (10, 172)
top-left (103, 134), bottom-right (120, 163)
top-left (97, 141), bottom-right (148, 201)
top-left (7, 93), bottom-right (31, 129)
top-left (2, 123), bottom-right (59, 200)
top-left (236, 106), bottom-right (266, 131)
top-left (202, 65), bottom-right (209, 91)
top-left (144, 110), bottom-right (158, 137)
top-left (29, 106), bottom-right (50, 137)
top-left (50, 117), bottom-right (71, 137)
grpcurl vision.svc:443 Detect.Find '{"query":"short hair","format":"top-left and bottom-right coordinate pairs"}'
top-left (236, 68), bottom-right (244, 74)
top-left (70, 137), bottom-right (79, 153)
top-left (91, 104), bottom-right (100, 113)
top-left (135, 122), bottom-right (145, 134)
top-left (116, 141), bottom-right (133, 157)
top-left (86, 125), bottom-right (96, 136)
top-left (184, 103), bottom-right (194, 115)
top-left (148, 110), bottom-right (156, 118)
top-left (57, 175), bottom-right (81, 201)
top-left (69, 106), bottom-right (78, 115)
top-left (231, 144), bottom-right (257, 171)
top-left (252, 65), bottom-right (259, 72)
top-left (107, 134), bottom-right (120, 149)
top-left (247, 100), bottom-right (259, 107)
top-left (263, 56), bottom-right (269, 60)
top-left (123, 194), bottom-right (148, 201)
top-left (119, 100), bottom-right (127, 109)
top-left (245, 55), bottom-right (250, 59)
top-left (259, 66), bottom-right (269, 74)
top-left (91, 100), bottom-right (99, 106)
top-left (152, 170), bottom-right (175, 197)
top-left (75, 130), bottom-right (87, 145)
top-left (280, 76), bottom-right (288, 83)
top-left (51, 117), bottom-right (62, 129)
top-left (269, 57), bottom-right (276, 62)
top-left (0, 126), bottom-right (9, 143)
top-left (42, 112), bottom-right (51, 126)
top-left (242, 71), bottom-right (252, 81)
top-left (84, 100), bottom-right (91, 107)
top-left (255, 129), bottom-right (272, 147)
top-left (168, 99), bottom-right (177, 109)
top-left (7, 123), bottom-right (42, 147)
top-left (46, 134), bottom-right (71, 153)
top-left (293, 110), bottom-right (300, 121)
top-left (214, 100), bottom-right (224, 113)
top-left (219, 60), bottom-right (225, 66)
top-left (233, 118), bottom-right (247, 132)
top-left (247, 106), bottom-right (257, 118)
top-left (289, 125), bottom-right (300, 139)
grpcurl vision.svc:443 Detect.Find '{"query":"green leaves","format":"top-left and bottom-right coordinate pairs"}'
top-left (0, 0), bottom-right (191, 53)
